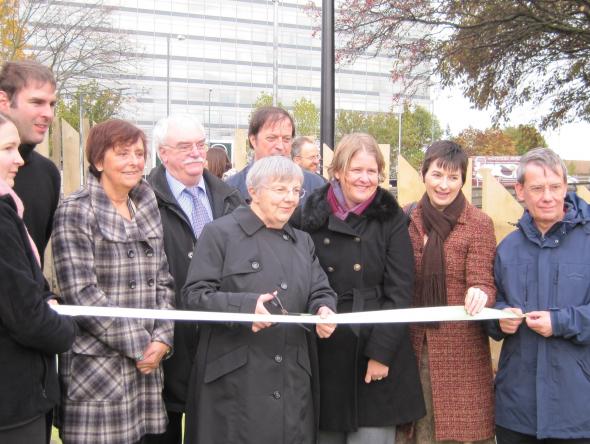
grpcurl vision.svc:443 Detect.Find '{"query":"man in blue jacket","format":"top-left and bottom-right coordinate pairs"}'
top-left (488, 148), bottom-right (590, 443)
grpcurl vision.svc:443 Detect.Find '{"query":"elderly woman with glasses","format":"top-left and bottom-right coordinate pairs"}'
top-left (182, 155), bottom-right (337, 444)
top-left (292, 133), bottom-right (425, 444)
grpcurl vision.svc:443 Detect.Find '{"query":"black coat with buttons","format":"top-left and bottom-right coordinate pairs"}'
top-left (291, 184), bottom-right (425, 432)
top-left (182, 206), bottom-right (337, 444)
top-left (147, 165), bottom-right (244, 412)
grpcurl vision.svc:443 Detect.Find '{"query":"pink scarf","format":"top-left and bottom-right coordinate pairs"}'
top-left (0, 178), bottom-right (41, 266)
top-left (327, 179), bottom-right (376, 220)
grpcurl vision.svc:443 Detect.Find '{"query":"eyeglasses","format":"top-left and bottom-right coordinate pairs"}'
top-left (267, 293), bottom-right (311, 332)
top-left (262, 185), bottom-right (306, 199)
top-left (296, 154), bottom-right (321, 161)
top-left (162, 140), bottom-right (207, 153)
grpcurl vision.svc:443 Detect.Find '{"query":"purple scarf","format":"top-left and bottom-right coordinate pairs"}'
top-left (327, 179), bottom-right (376, 220)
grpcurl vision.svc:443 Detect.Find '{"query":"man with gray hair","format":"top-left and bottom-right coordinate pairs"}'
top-left (291, 135), bottom-right (322, 175)
top-left (146, 114), bottom-right (243, 444)
top-left (487, 148), bottom-right (590, 443)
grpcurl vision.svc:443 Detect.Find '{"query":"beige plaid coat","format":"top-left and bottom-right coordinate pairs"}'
top-left (52, 174), bottom-right (174, 444)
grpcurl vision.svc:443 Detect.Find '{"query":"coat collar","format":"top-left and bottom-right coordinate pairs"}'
top-left (87, 174), bottom-right (161, 242)
top-left (299, 184), bottom-right (402, 232)
top-left (232, 205), bottom-right (298, 241)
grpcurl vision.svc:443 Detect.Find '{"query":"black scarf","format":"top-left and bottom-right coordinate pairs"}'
top-left (418, 191), bottom-right (466, 307)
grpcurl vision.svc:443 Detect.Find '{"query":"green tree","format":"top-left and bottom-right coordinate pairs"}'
top-left (504, 124), bottom-right (547, 155)
top-left (57, 80), bottom-right (123, 130)
top-left (454, 127), bottom-right (518, 156)
top-left (335, 110), bottom-right (367, 142)
top-left (0, 0), bottom-right (26, 62)
top-left (329, 1), bottom-right (590, 129)
top-left (292, 97), bottom-right (319, 137)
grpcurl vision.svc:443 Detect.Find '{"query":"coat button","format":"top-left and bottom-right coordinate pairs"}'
top-left (327, 266), bottom-right (334, 272)
top-left (323, 238), bottom-right (330, 245)
top-left (145, 248), bottom-right (154, 257)
top-left (147, 278), bottom-right (155, 287)
top-left (129, 280), bottom-right (137, 289)
top-left (274, 354), bottom-right (283, 363)
top-left (188, 251), bottom-right (193, 259)
top-left (251, 261), bottom-right (260, 270)
top-left (282, 233), bottom-right (290, 241)
top-left (354, 237), bottom-right (361, 242)
top-left (272, 391), bottom-right (281, 399)
top-left (280, 282), bottom-right (288, 290)
top-left (353, 264), bottom-right (361, 271)
top-left (127, 249), bottom-right (135, 258)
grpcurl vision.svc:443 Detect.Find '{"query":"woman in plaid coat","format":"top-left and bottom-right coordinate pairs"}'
top-left (52, 120), bottom-right (175, 444)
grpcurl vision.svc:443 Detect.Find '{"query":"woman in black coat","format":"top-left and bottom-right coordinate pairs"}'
top-left (0, 115), bottom-right (76, 444)
top-left (182, 156), bottom-right (337, 444)
top-left (292, 133), bottom-right (425, 444)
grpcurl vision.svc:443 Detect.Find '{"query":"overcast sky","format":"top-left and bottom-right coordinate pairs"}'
top-left (433, 87), bottom-right (590, 161)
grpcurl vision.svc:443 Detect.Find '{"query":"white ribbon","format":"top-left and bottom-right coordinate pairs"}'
top-left (52, 304), bottom-right (519, 324)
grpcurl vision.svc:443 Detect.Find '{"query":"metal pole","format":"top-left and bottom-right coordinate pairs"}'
top-left (320, 0), bottom-right (335, 152)
top-left (79, 93), bottom-right (84, 185)
top-left (208, 89), bottom-right (212, 141)
top-left (166, 35), bottom-right (170, 116)
top-left (272, 0), bottom-right (278, 105)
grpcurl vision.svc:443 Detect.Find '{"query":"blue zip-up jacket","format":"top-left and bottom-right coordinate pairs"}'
top-left (487, 192), bottom-right (590, 439)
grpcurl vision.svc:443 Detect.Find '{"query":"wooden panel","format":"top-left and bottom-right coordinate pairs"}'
top-left (481, 168), bottom-right (522, 243)
top-left (576, 184), bottom-right (590, 203)
top-left (233, 128), bottom-right (248, 170)
top-left (60, 118), bottom-right (82, 196)
top-left (397, 155), bottom-right (425, 207)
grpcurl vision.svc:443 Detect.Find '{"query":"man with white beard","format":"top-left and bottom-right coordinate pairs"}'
top-left (146, 114), bottom-right (243, 444)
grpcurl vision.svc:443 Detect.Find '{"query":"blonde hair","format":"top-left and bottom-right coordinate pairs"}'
top-left (329, 133), bottom-right (385, 182)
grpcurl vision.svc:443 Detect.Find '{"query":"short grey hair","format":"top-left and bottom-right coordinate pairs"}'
top-left (516, 147), bottom-right (567, 184)
top-left (246, 156), bottom-right (304, 190)
top-left (291, 136), bottom-right (315, 158)
top-left (152, 114), bottom-right (205, 154)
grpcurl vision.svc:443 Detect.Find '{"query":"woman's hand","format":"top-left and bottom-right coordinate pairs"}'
top-left (364, 358), bottom-right (389, 383)
top-left (136, 341), bottom-right (170, 375)
top-left (315, 306), bottom-right (336, 338)
top-left (252, 291), bottom-right (277, 333)
top-left (464, 287), bottom-right (488, 315)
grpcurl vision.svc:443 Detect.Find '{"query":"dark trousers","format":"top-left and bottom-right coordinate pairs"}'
top-left (143, 411), bottom-right (183, 444)
top-left (497, 425), bottom-right (590, 444)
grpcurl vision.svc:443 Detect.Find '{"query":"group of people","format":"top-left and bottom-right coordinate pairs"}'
top-left (1, 59), bottom-right (589, 444)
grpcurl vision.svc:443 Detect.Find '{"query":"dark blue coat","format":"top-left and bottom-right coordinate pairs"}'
top-left (488, 192), bottom-right (590, 439)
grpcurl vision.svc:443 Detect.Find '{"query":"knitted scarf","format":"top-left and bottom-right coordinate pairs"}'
top-left (418, 191), bottom-right (466, 307)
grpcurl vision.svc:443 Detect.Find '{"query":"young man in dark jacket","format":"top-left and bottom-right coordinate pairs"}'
top-left (0, 61), bottom-right (59, 261)
top-left (146, 114), bottom-right (244, 444)
top-left (488, 148), bottom-right (590, 443)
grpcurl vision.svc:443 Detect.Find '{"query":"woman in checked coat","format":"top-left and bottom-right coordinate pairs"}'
top-left (52, 120), bottom-right (175, 444)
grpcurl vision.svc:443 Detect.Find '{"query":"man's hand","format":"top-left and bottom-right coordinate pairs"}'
top-left (526, 311), bottom-right (553, 337)
top-left (315, 306), bottom-right (336, 338)
top-left (499, 307), bottom-right (524, 335)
